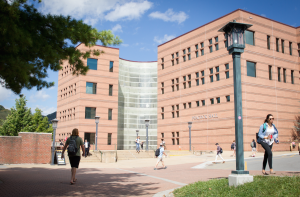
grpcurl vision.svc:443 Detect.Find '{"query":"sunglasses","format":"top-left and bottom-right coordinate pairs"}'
top-left (269, 118), bottom-right (274, 120)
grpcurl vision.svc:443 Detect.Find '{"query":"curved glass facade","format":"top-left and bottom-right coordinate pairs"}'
top-left (117, 59), bottom-right (157, 150)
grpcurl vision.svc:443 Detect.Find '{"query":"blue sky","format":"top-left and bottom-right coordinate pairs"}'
top-left (1, 0), bottom-right (299, 115)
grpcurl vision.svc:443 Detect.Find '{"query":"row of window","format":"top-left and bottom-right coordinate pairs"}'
top-left (85, 107), bottom-right (113, 120)
top-left (86, 82), bottom-right (114, 96)
top-left (161, 132), bottom-right (180, 145)
top-left (267, 36), bottom-right (299, 56)
top-left (59, 108), bottom-right (76, 121)
top-left (86, 58), bottom-right (114, 72)
top-left (60, 83), bottom-right (77, 99)
top-left (160, 96), bottom-right (230, 119)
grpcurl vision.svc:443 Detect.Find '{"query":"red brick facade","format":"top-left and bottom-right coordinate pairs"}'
top-left (0, 132), bottom-right (52, 164)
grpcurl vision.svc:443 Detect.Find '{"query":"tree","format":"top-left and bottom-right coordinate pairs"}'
top-left (292, 115), bottom-right (300, 141)
top-left (0, 0), bottom-right (122, 94)
top-left (32, 108), bottom-right (53, 133)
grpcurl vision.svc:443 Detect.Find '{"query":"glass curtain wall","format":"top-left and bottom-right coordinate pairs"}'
top-left (117, 59), bottom-right (158, 150)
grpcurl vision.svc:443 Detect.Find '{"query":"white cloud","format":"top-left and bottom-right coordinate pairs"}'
top-left (149, 9), bottom-right (188, 24)
top-left (35, 106), bottom-right (57, 116)
top-left (121, 43), bottom-right (129, 47)
top-left (0, 86), bottom-right (13, 102)
top-left (112, 24), bottom-right (123, 33)
top-left (105, 1), bottom-right (152, 21)
top-left (31, 90), bottom-right (50, 101)
top-left (154, 34), bottom-right (176, 44)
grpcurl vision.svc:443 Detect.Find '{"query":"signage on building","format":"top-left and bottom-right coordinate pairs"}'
top-left (192, 114), bottom-right (218, 121)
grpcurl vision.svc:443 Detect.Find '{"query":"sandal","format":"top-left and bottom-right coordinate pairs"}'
top-left (262, 171), bottom-right (269, 175)
top-left (70, 181), bottom-right (75, 185)
top-left (270, 171), bottom-right (276, 174)
top-left (73, 179), bottom-right (77, 182)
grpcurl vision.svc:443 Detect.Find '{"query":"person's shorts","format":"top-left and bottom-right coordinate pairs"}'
top-left (69, 156), bottom-right (81, 168)
top-left (252, 148), bottom-right (256, 152)
top-left (157, 157), bottom-right (163, 162)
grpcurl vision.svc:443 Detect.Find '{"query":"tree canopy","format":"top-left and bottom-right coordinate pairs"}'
top-left (0, 0), bottom-right (122, 94)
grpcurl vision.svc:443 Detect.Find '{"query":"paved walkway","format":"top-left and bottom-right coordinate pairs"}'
top-left (0, 151), bottom-right (299, 197)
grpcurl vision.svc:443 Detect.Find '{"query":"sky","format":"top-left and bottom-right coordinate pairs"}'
top-left (1, 0), bottom-right (300, 115)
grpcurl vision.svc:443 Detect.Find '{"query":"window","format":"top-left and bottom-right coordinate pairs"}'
top-left (188, 47), bottom-right (191, 53)
top-left (226, 71), bottom-right (229, 79)
top-left (196, 72), bottom-right (199, 78)
top-left (108, 133), bottom-right (112, 145)
top-left (183, 76), bottom-right (186, 81)
top-left (172, 54), bottom-right (174, 59)
top-left (289, 42), bottom-right (292, 55)
top-left (210, 75), bottom-right (213, 82)
top-left (172, 85), bottom-right (174, 92)
top-left (209, 46), bottom-right (213, 53)
top-left (281, 40), bottom-right (284, 53)
top-left (276, 38), bottom-right (279, 52)
top-left (201, 70), bottom-right (205, 76)
top-left (245, 30), bottom-right (254, 45)
top-left (176, 111), bottom-right (179, 118)
top-left (172, 60), bottom-right (174, 66)
top-left (162, 107), bottom-right (164, 112)
top-left (108, 109), bottom-right (112, 120)
top-left (176, 105), bottom-right (179, 110)
top-left (210, 98), bottom-right (214, 105)
top-left (183, 82), bottom-right (186, 89)
top-left (291, 70), bottom-right (294, 84)
top-left (215, 44), bottom-right (219, 51)
top-left (196, 101), bottom-right (200, 107)
top-left (283, 68), bottom-right (286, 83)
top-left (162, 58), bottom-right (164, 63)
top-left (225, 40), bottom-right (227, 48)
top-left (210, 68), bottom-right (213, 74)
top-left (172, 105), bottom-right (174, 111)
top-left (161, 88), bottom-right (164, 94)
top-left (201, 49), bottom-right (204, 56)
top-left (86, 82), bottom-right (97, 94)
top-left (188, 74), bottom-right (191, 80)
top-left (85, 107), bottom-right (96, 119)
top-left (176, 58), bottom-right (179, 64)
top-left (176, 138), bottom-right (180, 145)
top-left (176, 52), bottom-right (179, 57)
top-left (162, 133), bottom-right (164, 138)
top-left (162, 64), bottom-right (164, 70)
top-left (109, 85), bottom-right (113, 96)
top-left (247, 61), bottom-right (256, 77)
top-left (226, 95), bottom-right (230, 102)
top-left (195, 44), bottom-right (198, 50)
top-left (216, 66), bottom-right (219, 72)
top-left (183, 49), bottom-right (186, 54)
top-left (172, 139), bottom-right (175, 145)
top-left (267, 36), bottom-right (270, 50)
top-left (171, 112), bottom-right (175, 118)
top-left (161, 82), bottom-right (164, 87)
top-left (176, 78), bottom-right (179, 83)
top-left (195, 51), bottom-right (199, 57)
top-left (225, 63), bottom-right (229, 70)
top-left (216, 74), bottom-right (220, 81)
top-left (172, 79), bottom-right (175, 84)
top-left (109, 61), bottom-right (114, 72)
top-left (183, 103), bottom-right (186, 109)
top-left (183, 56), bottom-right (186, 62)
top-left (188, 102), bottom-right (191, 108)
top-left (188, 54), bottom-right (191, 60)
top-left (201, 77), bottom-right (205, 85)
top-left (176, 84), bottom-right (179, 91)
top-left (215, 36), bottom-right (218, 42)
top-left (209, 39), bottom-right (212, 44)
top-left (87, 58), bottom-right (97, 70)
top-left (201, 100), bottom-right (205, 106)
top-left (162, 114), bottom-right (164, 119)
top-left (188, 81), bottom-right (191, 88)
top-left (176, 132), bottom-right (179, 137)
top-left (196, 79), bottom-right (199, 86)
top-left (269, 65), bottom-right (272, 80)
top-left (278, 67), bottom-right (281, 82)
top-left (201, 42), bottom-right (204, 48)
top-left (298, 43), bottom-right (300, 57)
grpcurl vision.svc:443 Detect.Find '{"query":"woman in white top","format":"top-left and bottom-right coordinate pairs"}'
top-left (257, 114), bottom-right (279, 175)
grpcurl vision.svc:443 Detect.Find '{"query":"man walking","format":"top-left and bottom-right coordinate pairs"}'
top-left (84, 139), bottom-right (90, 158)
top-left (214, 143), bottom-right (225, 163)
top-left (251, 139), bottom-right (257, 157)
top-left (135, 136), bottom-right (140, 154)
top-left (61, 128), bottom-right (85, 185)
top-left (154, 143), bottom-right (167, 170)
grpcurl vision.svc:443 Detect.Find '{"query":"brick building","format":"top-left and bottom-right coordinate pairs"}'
top-left (56, 9), bottom-right (300, 151)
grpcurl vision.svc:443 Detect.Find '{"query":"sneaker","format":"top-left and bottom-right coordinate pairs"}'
top-left (154, 168), bottom-right (157, 170)
top-left (164, 166), bottom-right (167, 169)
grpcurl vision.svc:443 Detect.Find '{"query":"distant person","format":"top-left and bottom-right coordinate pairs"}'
top-left (257, 114), bottom-right (279, 175)
top-left (84, 139), bottom-right (90, 158)
top-left (214, 143), bottom-right (225, 163)
top-left (154, 143), bottom-right (167, 170)
top-left (231, 140), bottom-right (236, 157)
top-left (135, 136), bottom-right (140, 154)
top-left (251, 139), bottom-right (257, 157)
top-left (61, 128), bottom-right (85, 185)
top-left (141, 141), bottom-right (144, 151)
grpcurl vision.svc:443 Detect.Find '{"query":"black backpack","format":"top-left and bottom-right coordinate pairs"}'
top-left (231, 143), bottom-right (234, 149)
top-left (220, 147), bottom-right (223, 154)
top-left (155, 148), bottom-right (160, 157)
top-left (67, 136), bottom-right (78, 156)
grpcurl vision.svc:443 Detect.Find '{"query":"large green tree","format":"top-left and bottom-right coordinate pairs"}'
top-left (0, 0), bottom-right (122, 94)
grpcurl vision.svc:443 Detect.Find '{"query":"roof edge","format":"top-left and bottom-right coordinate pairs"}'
top-left (119, 58), bottom-right (157, 63)
top-left (75, 43), bottom-right (119, 50)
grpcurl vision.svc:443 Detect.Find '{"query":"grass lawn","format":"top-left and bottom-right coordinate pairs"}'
top-left (173, 176), bottom-right (300, 197)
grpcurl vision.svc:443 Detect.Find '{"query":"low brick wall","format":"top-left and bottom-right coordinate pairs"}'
top-left (0, 132), bottom-right (52, 164)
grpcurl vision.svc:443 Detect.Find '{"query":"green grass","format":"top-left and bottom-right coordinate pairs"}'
top-left (173, 176), bottom-right (300, 197)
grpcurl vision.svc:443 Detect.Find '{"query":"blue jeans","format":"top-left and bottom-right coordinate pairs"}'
top-left (136, 144), bottom-right (140, 151)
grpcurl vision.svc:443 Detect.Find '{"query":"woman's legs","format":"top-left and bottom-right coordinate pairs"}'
top-left (261, 142), bottom-right (273, 170)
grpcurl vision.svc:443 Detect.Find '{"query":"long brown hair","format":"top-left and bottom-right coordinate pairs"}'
top-left (264, 114), bottom-right (273, 123)
top-left (71, 128), bottom-right (79, 136)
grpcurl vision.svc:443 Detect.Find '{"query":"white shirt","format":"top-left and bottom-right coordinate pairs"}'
top-left (136, 139), bottom-right (140, 144)
top-left (264, 126), bottom-right (275, 145)
top-left (85, 142), bottom-right (89, 148)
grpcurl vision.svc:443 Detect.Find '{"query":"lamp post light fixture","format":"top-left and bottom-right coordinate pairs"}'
top-left (145, 119), bottom-right (150, 151)
top-left (219, 20), bottom-right (253, 186)
top-left (188, 122), bottom-right (192, 151)
top-left (95, 116), bottom-right (100, 151)
top-left (51, 119), bottom-right (59, 165)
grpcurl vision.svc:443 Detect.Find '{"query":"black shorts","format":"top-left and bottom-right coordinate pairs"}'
top-left (69, 156), bottom-right (81, 168)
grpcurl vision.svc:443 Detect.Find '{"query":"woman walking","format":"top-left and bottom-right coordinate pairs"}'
top-left (258, 114), bottom-right (279, 175)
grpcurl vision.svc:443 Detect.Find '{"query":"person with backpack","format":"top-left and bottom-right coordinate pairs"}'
top-left (231, 140), bottom-right (236, 157)
top-left (61, 128), bottom-right (85, 185)
top-left (257, 114), bottom-right (279, 175)
top-left (251, 139), bottom-right (257, 157)
top-left (214, 143), bottom-right (225, 163)
top-left (154, 143), bottom-right (167, 170)
top-left (135, 136), bottom-right (140, 154)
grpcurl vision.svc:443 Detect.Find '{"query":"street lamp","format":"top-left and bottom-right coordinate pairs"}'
top-left (188, 122), bottom-right (192, 151)
top-left (51, 119), bottom-right (59, 165)
top-left (136, 130), bottom-right (139, 138)
top-left (219, 20), bottom-right (253, 186)
top-left (95, 116), bottom-right (100, 151)
top-left (145, 119), bottom-right (150, 151)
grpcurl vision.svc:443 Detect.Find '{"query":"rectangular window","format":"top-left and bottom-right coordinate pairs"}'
top-left (226, 95), bottom-right (230, 102)
top-left (172, 85), bottom-right (174, 92)
top-left (176, 52), bottom-right (179, 57)
top-left (85, 107), bottom-right (96, 119)
top-left (196, 79), bottom-right (199, 86)
top-left (225, 40), bottom-right (228, 48)
top-left (172, 112), bottom-right (174, 118)
top-left (183, 103), bottom-right (186, 109)
top-left (161, 82), bottom-right (164, 87)
top-left (172, 105), bottom-right (174, 111)
top-left (176, 84), bottom-right (179, 91)
top-left (289, 42), bottom-right (292, 55)
top-left (161, 58), bottom-right (164, 63)
top-left (176, 78), bottom-right (179, 83)
top-left (247, 61), bottom-right (256, 77)
top-left (188, 102), bottom-right (191, 108)
top-left (176, 132), bottom-right (179, 137)
top-left (109, 85), bottom-right (113, 96)
top-left (226, 71), bottom-right (229, 79)
top-left (172, 60), bottom-right (174, 66)
top-left (276, 38), bottom-right (279, 52)
top-left (225, 63), bottom-right (229, 70)
top-left (87, 58), bottom-right (98, 70)
top-left (183, 83), bottom-right (186, 89)
top-left (161, 88), bottom-right (164, 94)
top-left (188, 81), bottom-right (191, 88)
top-left (109, 61), bottom-right (114, 72)
top-left (172, 79), bottom-right (174, 84)
top-left (201, 100), bottom-right (205, 106)
top-left (107, 133), bottom-right (112, 145)
top-left (281, 40), bottom-right (284, 53)
top-left (210, 75), bottom-right (213, 82)
top-left (209, 39), bottom-right (212, 44)
top-left (188, 47), bottom-right (191, 53)
top-left (201, 42), bottom-right (204, 48)
top-left (161, 114), bottom-right (164, 119)
top-left (176, 111), bottom-right (179, 118)
top-left (245, 30), bottom-right (254, 45)
top-left (188, 54), bottom-right (191, 60)
top-left (267, 35), bottom-right (270, 50)
top-left (201, 77), bottom-right (205, 85)
top-left (195, 51), bottom-right (199, 57)
top-left (162, 133), bottom-right (164, 138)
top-left (210, 68), bottom-right (213, 74)
top-left (278, 67), bottom-right (281, 82)
top-left (215, 44), bottom-right (219, 51)
top-left (86, 82), bottom-right (97, 94)
top-left (215, 36), bottom-right (218, 42)
top-left (195, 44), bottom-right (198, 50)
top-left (216, 74), bottom-right (220, 81)
top-left (283, 68), bottom-right (286, 83)
top-left (162, 107), bottom-right (164, 112)
top-left (216, 97), bottom-right (220, 104)
top-left (183, 76), bottom-right (186, 81)
top-left (108, 109), bottom-right (112, 120)
top-left (183, 56), bottom-right (186, 62)
top-left (196, 72), bottom-right (199, 78)
top-left (201, 49), bottom-right (204, 56)
top-left (176, 104), bottom-right (179, 110)
top-left (172, 54), bottom-right (174, 59)
top-left (210, 98), bottom-right (214, 105)
top-left (216, 66), bottom-right (219, 72)
top-left (201, 70), bottom-right (205, 76)
top-left (172, 139), bottom-right (175, 145)
top-left (291, 70), bottom-right (294, 84)
top-left (269, 65), bottom-right (272, 80)
top-left (188, 74), bottom-right (191, 80)
top-left (162, 64), bottom-right (164, 70)
top-left (183, 49), bottom-right (186, 54)
top-left (209, 46), bottom-right (213, 53)
top-left (172, 132), bottom-right (175, 137)
top-left (196, 101), bottom-right (200, 107)
top-left (176, 58), bottom-right (179, 64)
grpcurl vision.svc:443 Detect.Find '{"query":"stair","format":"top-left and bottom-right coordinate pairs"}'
top-left (116, 150), bottom-right (155, 160)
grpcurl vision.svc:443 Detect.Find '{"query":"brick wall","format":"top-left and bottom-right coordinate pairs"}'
top-left (0, 132), bottom-right (52, 164)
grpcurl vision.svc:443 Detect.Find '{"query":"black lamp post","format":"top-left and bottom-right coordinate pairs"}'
top-left (188, 122), bottom-right (192, 151)
top-left (95, 116), bottom-right (100, 151)
top-left (219, 20), bottom-right (252, 177)
top-left (145, 120), bottom-right (150, 151)
top-left (51, 119), bottom-right (59, 165)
